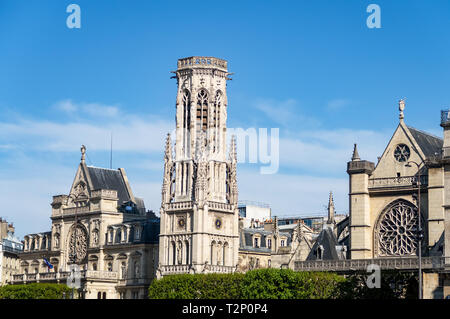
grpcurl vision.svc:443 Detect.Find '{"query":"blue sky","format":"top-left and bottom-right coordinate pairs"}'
top-left (1, 0), bottom-right (450, 238)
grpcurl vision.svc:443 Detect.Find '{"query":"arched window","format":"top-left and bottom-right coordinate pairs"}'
top-left (182, 90), bottom-right (191, 157)
top-left (103, 292), bottom-right (106, 299)
top-left (92, 263), bottom-right (97, 271)
top-left (223, 242), bottom-right (228, 266)
top-left (374, 199), bottom-right (420, 257)
top-left (171, 241), bottom-right (176, 265)
top-left (210, 240), bottom-right (216, 265)
top-left (196, 89), bottom-right (208, 134)
top-left (213, 91), bottom-right (222, 152)
top-left (107, 262), bottom-right (113, 272)
top-left (97, 292), bottom-right (101, 299)
top-left (184, 240), bottom-right (189, 264)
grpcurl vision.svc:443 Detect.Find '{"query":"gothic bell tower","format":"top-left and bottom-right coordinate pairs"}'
top-left (157, 57), bottom-right (239, 277)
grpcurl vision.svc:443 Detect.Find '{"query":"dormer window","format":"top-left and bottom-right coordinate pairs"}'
top-left (281, 240), bottom-right (285, 247)
top-left (135, 226), bottom-right (141, 241)
top-left (254, 237), bottom-right (259, 248)
top-left (317, 245), bottom-right (324, 260)
top-left (267, 238), bottom-right (272, 249)
top-left (108, 230), bottom-right (113, 243)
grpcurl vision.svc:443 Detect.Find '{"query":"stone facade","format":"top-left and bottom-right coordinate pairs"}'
top-left (13, 147), bottom-right (159, 299)
top-left (347, 100), bottom-right (450, 298)
top-left (157, 57), bottom-right (239, 277)
top-left (0, 220), bottom-right (23, 286)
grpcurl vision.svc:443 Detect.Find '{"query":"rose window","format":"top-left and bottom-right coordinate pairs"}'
top-left (68, 223), bottom-right (88, 264)
top-left (394, 144), bottom-right (410, 162)
top-left (375, 200), bottom-right (419, 257)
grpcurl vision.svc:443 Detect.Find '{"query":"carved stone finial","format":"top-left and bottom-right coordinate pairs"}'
top-left (399, 98), bottom-right (406, 122)
top-left (351, 143), bottom-right (360, 161)
top-left (229, 135), bottom-right (237, 163)
top-left (164, 133), bottom-right (173, 162)
top-left (327, 191), bottom-right (335, 224)
top-left (80, 145), bottom-right (86, 163)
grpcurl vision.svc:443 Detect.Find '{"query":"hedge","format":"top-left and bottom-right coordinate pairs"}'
top-left (148, 273), bottom-right (244, 299)
top-left (0, 283), bottom-right (72, 299)
top-left (148, 269), bottom-right (346, 299)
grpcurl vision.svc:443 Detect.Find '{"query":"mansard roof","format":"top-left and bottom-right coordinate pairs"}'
top-left (87, 166), bottom-right (131, 205)
top-left (239, 228), bottom-right (291, 252)
top-left (407, 126), bottom-right (443, 158)
top-left (108, 214), bottom-right (160, 244)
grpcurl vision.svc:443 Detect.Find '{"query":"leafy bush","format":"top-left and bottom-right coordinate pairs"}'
top-left (339, 270), bottom-right (418, 299)
top-left (148, 273), bottom-right (244, 299)
top-left (240, 269), bottom-right (345, 299)
top-left (148, 269), bottom-right (345, 299)
top-left (0, 283), bottom-right (72, 299)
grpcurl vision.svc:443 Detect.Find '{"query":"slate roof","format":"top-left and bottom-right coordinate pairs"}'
top-left (306, 227), bottom-right (339, 261)
top-left (87, 166), bottom-right (131, 205)
top-left (408, 126), bottom-right (443, 158)
top-left (239, 228), bottom-right (291, 253)
top-left (109, 216), bottom-right (160, 244)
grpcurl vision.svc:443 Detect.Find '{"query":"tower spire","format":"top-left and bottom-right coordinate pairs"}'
top-left (351, 143), bottom-right (360, 161)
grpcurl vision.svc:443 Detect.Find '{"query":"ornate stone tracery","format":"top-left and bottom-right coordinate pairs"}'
top-left (68, 223), bottom-right (88, 264)
top-left (375, 199), bottom-right (419, 257)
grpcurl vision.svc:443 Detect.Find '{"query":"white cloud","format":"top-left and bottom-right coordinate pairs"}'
top-left (253, 98), bottom-right (319, 127)
top-left (327, 98), bottom-right (351, 111)
top-left (54, 99), bottom-right (120, 118)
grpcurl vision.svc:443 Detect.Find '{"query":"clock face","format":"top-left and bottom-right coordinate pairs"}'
top-left (178, 218), bottom-right (186, 229)
top-left (215, 218), bottom-right (222, 229)
top-left (394, 144), bottom-right (410, 162)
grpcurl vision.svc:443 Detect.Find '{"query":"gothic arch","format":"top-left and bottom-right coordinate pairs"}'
top-left (196, 89), bottom-right (209, 133)
top-left (374, 198), bottom-right (422, 257)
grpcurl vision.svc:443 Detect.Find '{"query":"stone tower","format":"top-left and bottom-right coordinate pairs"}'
top-left (347, 143), bottom-right (375, 259)
top-left (440, 110), bottom-right (450, 266)
top-left (157, 57), bottom-right (239, 277)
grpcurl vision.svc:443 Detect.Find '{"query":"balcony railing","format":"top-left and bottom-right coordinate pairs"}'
top-left (294, 257), bottom-right (446, 272)
top-left (167, 201), bottom-right (193, 211)
top-left (207, 201), bottom-right (233, 212)
top-left (63, 205), bottom-right (90, 215)
top-left (12, 270), bottom-right (119, 283)
top-left (368, 175), bottom-right (428, 189)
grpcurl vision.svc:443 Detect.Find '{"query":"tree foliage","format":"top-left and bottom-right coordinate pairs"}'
top-left (0, 283), bottom-right (72, 299)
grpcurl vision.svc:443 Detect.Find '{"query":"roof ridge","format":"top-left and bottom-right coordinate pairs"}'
top-left (87, 165), bottom-right (120, 171)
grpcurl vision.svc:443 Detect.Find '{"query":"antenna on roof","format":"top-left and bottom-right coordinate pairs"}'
top-left (110, 131), bottom-right (113, 169)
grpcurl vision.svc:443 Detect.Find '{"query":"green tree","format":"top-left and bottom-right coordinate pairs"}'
top-left (0, 283), bottom-right (72, 299)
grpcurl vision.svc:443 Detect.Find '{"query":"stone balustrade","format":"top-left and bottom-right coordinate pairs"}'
top-left (294, 257), bottom-right (445, 272)
top-left (12, 270), bottom-right (119, 284)
top-left (160, 264), bottom-right (191, 274)
top-left (207, 201), bottom-right (233, 212)
top-left (167, 201), bottom-right (193, 211)
top-left (63, 205), bottom-right (90, 215)
top-left (90, 189), bottom-right (118, 199)
top-left (369, 175), bottom-right (428, 189)
top-left (177, 56), bottom-right (227, 71)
